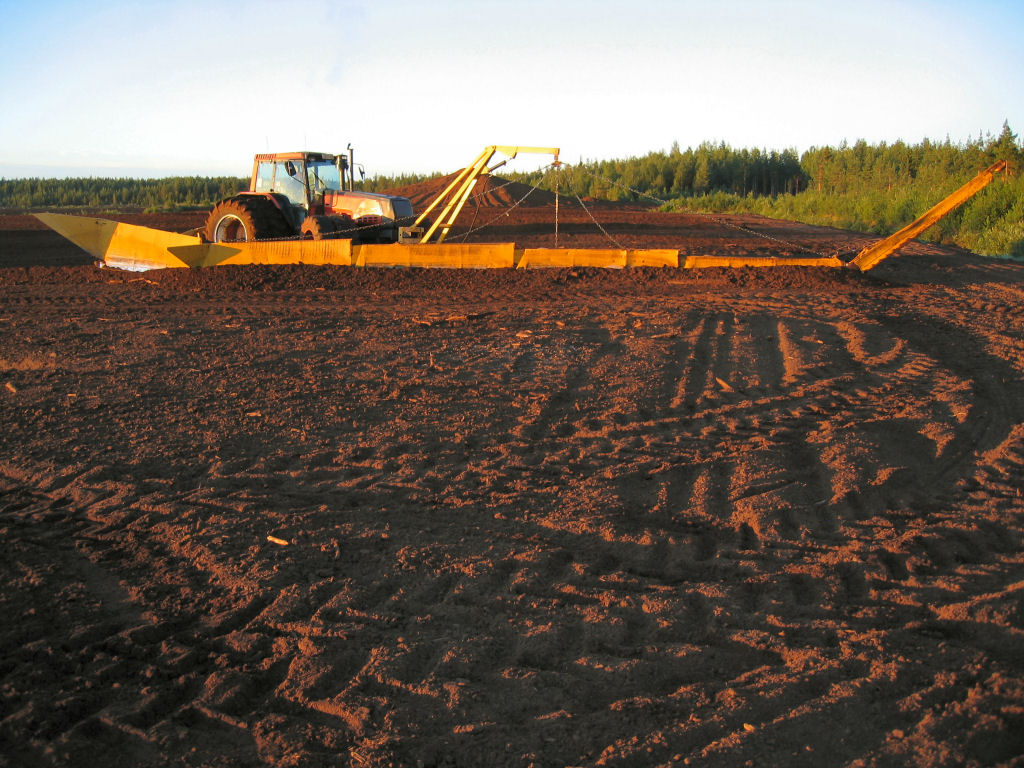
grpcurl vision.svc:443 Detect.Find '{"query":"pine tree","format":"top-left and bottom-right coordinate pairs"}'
top-left (989, 121), bottom-right (1021, 165)
top-left (693, 156), bottom-right (710, 195)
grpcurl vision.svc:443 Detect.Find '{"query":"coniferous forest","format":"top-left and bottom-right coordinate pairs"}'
top-left (1, 124), bottom-right (1021, 257)
top-left (508, 123), bottom-right (1023, 258)
top-left (0, 176), bottom-right (249, 213)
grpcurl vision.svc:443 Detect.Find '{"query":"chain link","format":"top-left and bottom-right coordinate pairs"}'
top-left (456, 167), bottom-right (555, 240)
top-left (451, 163), bottom-right (627, 250)
top-left (564, 164), bottom-right (840, 259)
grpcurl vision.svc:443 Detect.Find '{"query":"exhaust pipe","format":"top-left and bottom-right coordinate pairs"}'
top-left (348, 144), bottom-right (355, 191)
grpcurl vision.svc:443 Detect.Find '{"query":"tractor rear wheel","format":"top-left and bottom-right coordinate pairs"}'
top-left (205, 197), bottom-right (292, 242)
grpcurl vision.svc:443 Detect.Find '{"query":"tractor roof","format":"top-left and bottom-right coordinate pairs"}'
top-left (254, 152), bottom-right (337, 163)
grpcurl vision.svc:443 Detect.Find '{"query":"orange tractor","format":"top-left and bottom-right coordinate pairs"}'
top-left (203, 149), bottom-right (419, 244)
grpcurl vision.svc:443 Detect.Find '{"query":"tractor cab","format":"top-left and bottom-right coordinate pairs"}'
top-left (247, 151), bottom-right (416, 241)
top-left (251, 152), bottom-right (346, 214)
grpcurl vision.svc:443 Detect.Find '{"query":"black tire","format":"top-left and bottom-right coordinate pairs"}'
top-left (299, 215), bottom-right (337, 240)
top-left (204, 197), bottom-right (293, 242)
top-left (355, 214), bottom-right (386, 244)
top-left (327, 214), bottom-right (356, 241)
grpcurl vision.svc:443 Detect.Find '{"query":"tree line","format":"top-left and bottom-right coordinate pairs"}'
top-left (508, 143), bottom-right (807, 201)
top-left (2, 124), bottom-right (1020, 256)
top-left (0, 176), bottom-right (247, 211)
top-left (505, 123), bottom-right (1022, 257)
top-left (658, 124), bottom-right (1023, 258)
top-left (500, 123), bottom-right (1021, 202)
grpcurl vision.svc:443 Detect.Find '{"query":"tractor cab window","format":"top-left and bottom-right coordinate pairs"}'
top-left (254, 162), bottom-right (274, 192)
top-left (272, 161), bottom-right (307, 207)
top-left (307, 161), bottom-right (342, 193)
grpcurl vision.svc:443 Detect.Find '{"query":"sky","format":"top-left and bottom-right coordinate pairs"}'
top-left (0, 0), bottom-right (1021, 179)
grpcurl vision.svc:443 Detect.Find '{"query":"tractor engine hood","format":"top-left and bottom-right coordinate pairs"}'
top-left (325, 190), bottom-right (414, 222)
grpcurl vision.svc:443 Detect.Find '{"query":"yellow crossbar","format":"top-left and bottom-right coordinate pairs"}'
top-left (682, 255), bottom-right (843, 268)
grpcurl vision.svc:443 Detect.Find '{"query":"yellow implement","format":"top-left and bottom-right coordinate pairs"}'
top-left (34, 213), bottom-right (516, 270)
top-left (35, 213), bottom-right (200, 271)
top-left (32, 213), bottom-right (838, 270)
top-left (32, 214), bottom-right (853, 271)
top-left (413, 146), bottom-right (561, 244)
top-left (33, 213), bottom-right (841, 271)
top-left (850, 160), bottom-right (1008, 271)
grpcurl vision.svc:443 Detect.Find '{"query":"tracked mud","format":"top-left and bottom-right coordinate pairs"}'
top-left (1, 210), bottom-right (1023, 767)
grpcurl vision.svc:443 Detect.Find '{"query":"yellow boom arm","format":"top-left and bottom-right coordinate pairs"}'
top-left (414, 146), bottom-right (560, 244)
top-left (850, 160), bottom-right (1008, 271)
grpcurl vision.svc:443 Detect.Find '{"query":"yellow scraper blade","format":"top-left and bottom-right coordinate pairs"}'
top-left (34, 213), bottom-right (197, 270)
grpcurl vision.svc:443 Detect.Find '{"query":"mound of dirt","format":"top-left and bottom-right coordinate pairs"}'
top-left (386, 171), bottom-right (562, 210)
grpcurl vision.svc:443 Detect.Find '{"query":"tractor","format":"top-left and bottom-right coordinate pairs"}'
top-left (203, 149), bottom-right (419, 244)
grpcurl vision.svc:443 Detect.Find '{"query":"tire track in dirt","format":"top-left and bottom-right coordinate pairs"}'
top-left (524, 291), bottom-right (1024, 767)
top-left (365, 295), bottom-right (1008, 766)
top-left (0, 463), bottom-right (302, 765)
top-left (871, 302), bottom-right (1024, 490)
top-left (6, 290), bottom-right (999, 768)
top-left (3, 251), bottom-right (1024, 767)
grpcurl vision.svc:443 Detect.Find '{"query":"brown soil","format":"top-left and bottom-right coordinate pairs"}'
top-left (1, 203), bottom-right (1023, 768)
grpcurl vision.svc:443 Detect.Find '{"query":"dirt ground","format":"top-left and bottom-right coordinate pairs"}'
top-left (1, 201), bottom-right (1023, 768)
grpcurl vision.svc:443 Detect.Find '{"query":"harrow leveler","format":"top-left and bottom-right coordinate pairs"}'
top-left (34, 160), bottom-right (1007, 272)
top-left (32, 212), bottom-right (841, 271)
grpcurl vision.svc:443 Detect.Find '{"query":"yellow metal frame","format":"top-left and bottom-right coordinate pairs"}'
top-left (31, 214), bottom-right (845, 271)
top-left (413, 146), bottom-right (560, 244)
top-left (850, 160), bottom-right (1008, 271)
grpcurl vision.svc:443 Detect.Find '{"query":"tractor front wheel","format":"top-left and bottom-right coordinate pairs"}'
top-left (204, 197), bottom-right (292, 242)
top-left (300, 215), bottom-right (337, 240)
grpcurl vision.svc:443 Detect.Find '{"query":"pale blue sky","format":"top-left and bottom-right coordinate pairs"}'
top-left (0, 0), bottom-right (1021, 178)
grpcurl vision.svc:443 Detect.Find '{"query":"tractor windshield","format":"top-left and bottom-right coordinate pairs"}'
top-left (271, 160), bottom-right (307, 206)
top-left (307, 160), bottom-right (342, 194)
top-left (251, 157), bottom-right (344, 209)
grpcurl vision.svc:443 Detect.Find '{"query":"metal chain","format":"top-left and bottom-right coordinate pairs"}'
top-left (453, 163), bottom-right (622, 251)
top-left (541, 167), bottom-right (607, 248)
top-left (452, 161), bottom-right (836, 257)
top-left (569, 164), bottom-right (839, 259)
top-left (574, 191), bottom-right (626, 249)
top-left (457, 167), bottom-right (554, 239)
top-left (554, 164), bottom-right (560, 246)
